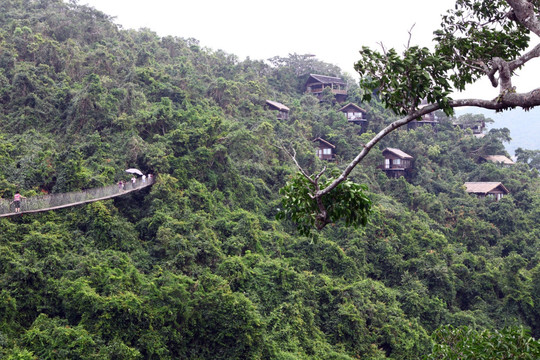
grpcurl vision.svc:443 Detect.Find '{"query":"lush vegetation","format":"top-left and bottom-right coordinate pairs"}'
top-left (0, 0), bottom-right (538, 359)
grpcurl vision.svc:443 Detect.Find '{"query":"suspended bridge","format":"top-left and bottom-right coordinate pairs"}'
top-left (0, 176), bottom-right (155, 218)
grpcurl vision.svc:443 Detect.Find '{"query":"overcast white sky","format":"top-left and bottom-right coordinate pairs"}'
top-left (81, 0), bottom-right (539, 100)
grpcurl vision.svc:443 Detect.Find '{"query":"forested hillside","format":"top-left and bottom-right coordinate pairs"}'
top-left (0, 1), bottom-right (539, 359)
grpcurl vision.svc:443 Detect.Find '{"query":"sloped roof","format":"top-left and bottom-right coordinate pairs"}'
top-left (266, 100), bottom-right (290, 112)
top-left (481, 155), bottom-right (515, 165)
top-left (312, 137), bottom-right (336, 148)
top-left (307, 74), bottom-right (346, 85)
top-left (383, 148), bottom-right (413, 159)
top-left (464, 182), bottom-right (510, 194)
top-left (339, 103), bottom-right (366, 113)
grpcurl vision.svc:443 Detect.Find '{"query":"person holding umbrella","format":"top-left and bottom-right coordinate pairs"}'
top-left (125, 168), bottom-right (143, 189)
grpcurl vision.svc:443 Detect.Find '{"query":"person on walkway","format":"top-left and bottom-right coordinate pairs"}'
top-left (131, 176), bottom-right (137, 188)
top-left (118, 180), bottom-right (125, 192)
top-left (142, 174), bottom-right (146, 184)
top-left (10, 191), bottom-right (26, 213)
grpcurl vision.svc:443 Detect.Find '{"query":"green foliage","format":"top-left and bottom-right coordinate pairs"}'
top-left (22, 314), bottom-right (100, 359)
top-left (427, 325), bottom-right (540, 359)
top-left (277, 171), bottom-right (372, 236)
top-left (187, 275), bottom-right (264, 359)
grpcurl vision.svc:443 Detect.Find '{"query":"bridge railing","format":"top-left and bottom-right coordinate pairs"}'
top-left (0, 176), bottom-right (154, 216)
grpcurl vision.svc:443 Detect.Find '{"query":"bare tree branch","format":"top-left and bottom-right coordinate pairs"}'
top-left (509, 42), bottom-right (540, 71)
top-left (377, 42), bottom-right (388, 56)
top-left (490, 57), bottom-right (514, 92)
top-left (283, 146), bottom-right (315, 184)
top-left (313, 166), bottom-right (327, 183)
top-left (506, 0), bottom-right (540, 36)
top-left (406, 23), bottom-right (416, 50)
top-left (485, 41), bottom-right (540, 93)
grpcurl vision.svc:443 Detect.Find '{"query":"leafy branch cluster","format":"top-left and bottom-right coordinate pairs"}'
top-left (277, 171), bottom-right (371, 236)
top-left (356, 46), bottom-right (453, 116)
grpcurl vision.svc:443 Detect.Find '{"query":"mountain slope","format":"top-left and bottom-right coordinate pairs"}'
top-left (0, 1), bottom-right (538, 359)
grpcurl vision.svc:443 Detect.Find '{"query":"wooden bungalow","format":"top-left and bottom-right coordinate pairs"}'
top-left (313, 137), bottom-right (336, 161)
top-left (479, 155), bottom-right (515, 166)
top-left (408, 99), bottom-right (438, 130)
top-left (380, 148), bottom-right (413, 178)
top-left (266, 100), bottom-right (290, 120)
top-left (305, 74), bottom-right (347, 102)
top-left (339, 103), bottom-right (368, 133)
top-left (464, 182), bottom-right (509, 201)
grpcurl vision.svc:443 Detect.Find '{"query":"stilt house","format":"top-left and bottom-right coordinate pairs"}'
top-left (305, 74), bottom-right (347, 102)
top-left (453, 118), bottom-right (486, 135)
top-left (339, 103), bottom-right (368, 133)
top-left (380, 148), bottom-right (413, 178)
top-left (313, 137), bottom-right (336, 161)
top-left (266, 100), bottom-right (290, 120)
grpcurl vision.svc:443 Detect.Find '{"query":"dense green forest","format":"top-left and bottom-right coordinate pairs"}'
top-left (0, 0), bottom-right (539, 359)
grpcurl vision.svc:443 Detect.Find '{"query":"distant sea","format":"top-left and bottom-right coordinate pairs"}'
top-left (455, 107), bottom-right (540, 156)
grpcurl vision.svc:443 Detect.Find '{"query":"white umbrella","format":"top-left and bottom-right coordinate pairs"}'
top-left (125, 168), bottom-right (143, 176)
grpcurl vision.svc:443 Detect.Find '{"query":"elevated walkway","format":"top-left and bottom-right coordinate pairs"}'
top-left (0, 176), bottom-right (155, 218)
